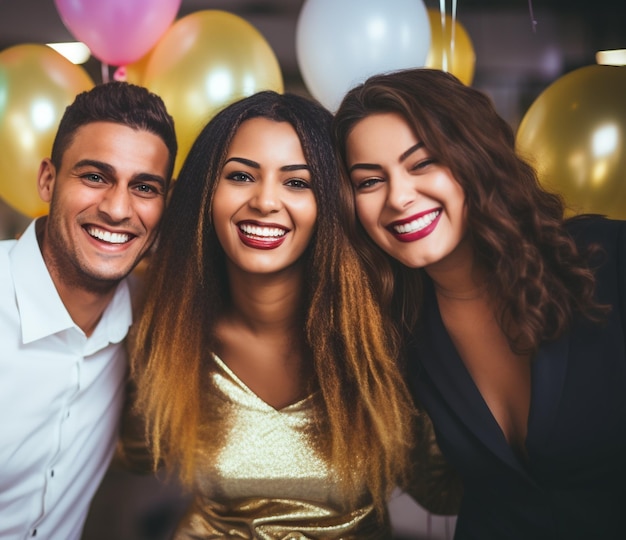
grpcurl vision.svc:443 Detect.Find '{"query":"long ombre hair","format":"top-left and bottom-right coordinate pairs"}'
top-left (130, 91), bottom-right (416, 515)
top-left (333, 68), bottom-right (605, 353)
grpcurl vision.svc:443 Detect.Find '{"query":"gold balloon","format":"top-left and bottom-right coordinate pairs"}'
top-left (516, 65), bottom-right (626, 219)
top-left (0, 44), bottom-right (94, 217)
top-left (142, 10), bottom-right (284, 176)
top-left (426, 9), bottom-right (476, 86)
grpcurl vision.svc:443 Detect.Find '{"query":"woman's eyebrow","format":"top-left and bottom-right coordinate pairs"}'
top-left (399, 142), bottom-right (424, 162)
top-left (348, 141), bottom-right (425, 174)
top-left (224, 156), bottom-right (259, 168)
top-left (348, 162), bottom-right (380, 173)
top-left (281, 164), bottom-right (309, 172)
top-left (224, 158), bottom-right (308, 172)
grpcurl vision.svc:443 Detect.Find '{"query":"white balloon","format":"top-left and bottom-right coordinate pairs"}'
top-left (296, 0), bottom-right (431, 111)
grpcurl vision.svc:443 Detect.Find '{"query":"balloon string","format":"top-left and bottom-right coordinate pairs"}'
top-left (451, 0), bottom-right (457, 74)
top-left (439, 0), bottom-right (447, 72)
top-left (528, 0), bottom-right (538, 32)
top-left (101, 62), bottom-right (110, 84)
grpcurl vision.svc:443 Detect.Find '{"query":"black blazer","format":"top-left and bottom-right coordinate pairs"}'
top-left (407, 216), bottom-right (626, 540)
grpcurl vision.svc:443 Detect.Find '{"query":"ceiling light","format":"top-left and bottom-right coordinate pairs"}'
top-left (596, 49), bottom-right (626, 66)
top-left (46, 42), bottom-right (91, 64)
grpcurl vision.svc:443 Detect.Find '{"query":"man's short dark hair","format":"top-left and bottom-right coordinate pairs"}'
top-left (50, 81), bottom-right (177, 180)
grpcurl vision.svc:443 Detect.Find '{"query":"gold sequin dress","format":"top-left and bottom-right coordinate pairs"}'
top-left (173, 355), bottom-right (391, 539)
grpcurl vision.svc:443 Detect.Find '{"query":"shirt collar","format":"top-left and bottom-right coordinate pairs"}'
top-left (10, 219), bottom-right (133, 347)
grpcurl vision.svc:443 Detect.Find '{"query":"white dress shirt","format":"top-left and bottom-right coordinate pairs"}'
top-left (0, 220), bottom-right (132, 540)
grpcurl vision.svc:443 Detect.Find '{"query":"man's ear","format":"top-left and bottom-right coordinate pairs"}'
top-left (37, 158), bottom-right (56, 203)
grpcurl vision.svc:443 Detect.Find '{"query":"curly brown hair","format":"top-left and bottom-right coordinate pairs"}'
top-left (333, 68), bottom-right (606, 354)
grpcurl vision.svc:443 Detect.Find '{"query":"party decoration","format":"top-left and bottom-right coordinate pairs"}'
top-left (53, 0), bottom-right (182, 66)
top-left (296, 0), bottom-right (431, 111)
top-left (142, 10), bottom-right (284, 176)
top-left (516, 65), bottom-right (626, 219)
top-left (425, 8), bottom-right (475, 85)
top-left (0, 44), bottom-right (94, 217)
top-left (113, 50), bottom-right (152, 86)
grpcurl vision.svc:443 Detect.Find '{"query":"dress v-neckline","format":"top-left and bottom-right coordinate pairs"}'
top-left (211, 353), bottom-right (317, 413)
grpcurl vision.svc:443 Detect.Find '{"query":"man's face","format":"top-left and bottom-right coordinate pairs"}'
top-left (37, 121), bottom-right (170, 293)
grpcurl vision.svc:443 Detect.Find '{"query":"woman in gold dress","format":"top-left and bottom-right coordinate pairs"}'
top-left (123, 91), bottom-right (439, 538)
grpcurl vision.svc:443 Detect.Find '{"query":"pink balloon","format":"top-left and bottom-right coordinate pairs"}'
top-left (54, 0), bottom-right (182, 66)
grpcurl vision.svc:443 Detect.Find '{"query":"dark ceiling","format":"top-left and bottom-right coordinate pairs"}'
top-left (1, 0), bottom-right (623, 56)
top-left (0, 0), bottom-right (623, 105)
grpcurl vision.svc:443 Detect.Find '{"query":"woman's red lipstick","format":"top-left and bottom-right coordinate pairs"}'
top-left (386, 209), bottom-right (441, 242)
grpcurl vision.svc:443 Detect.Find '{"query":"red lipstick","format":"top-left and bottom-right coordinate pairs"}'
top-left (386, 209), bottom-right (441, 243)
top-left (237, 221), bottom-right (288, 250)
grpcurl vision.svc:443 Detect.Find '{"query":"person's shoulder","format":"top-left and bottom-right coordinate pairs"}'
top-left (0, 237), bottom-right (18, 275)
top-left (0, 236), bottom-right (18, 253)
top-left (564, 214), bottom-right (625, 247)
top-left (0, 239), bottom-right (18, 308)
top-left (564, 213), bottom-right (621, 232)
top-left (0, 219), bottom-right (37, 260)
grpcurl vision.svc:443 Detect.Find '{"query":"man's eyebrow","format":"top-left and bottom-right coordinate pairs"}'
top-left (73, 159), bottom-right (166, 189)
top-left (72, 159), bottom-right (115, 175)
top-left (133, 173), bottom-right (167, 190)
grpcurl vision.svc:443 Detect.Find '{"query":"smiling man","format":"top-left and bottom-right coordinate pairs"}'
top-left (0, 82), bottom-right (177, 539)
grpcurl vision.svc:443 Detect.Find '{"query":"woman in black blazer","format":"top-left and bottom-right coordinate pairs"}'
top-left (333, 68), bottom-right (626, 539)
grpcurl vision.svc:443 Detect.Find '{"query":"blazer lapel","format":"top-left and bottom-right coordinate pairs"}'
top-left (415, 282), bottom-right (531, 478)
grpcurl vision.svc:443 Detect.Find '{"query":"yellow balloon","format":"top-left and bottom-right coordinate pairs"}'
top-left (426, 9), bottom-right (475, 86)
top-left (0, 44), bottom-right (94, 217)
top-left (516, 65), bottom-right (626, 219)
top-left (142, 10), bottom-right (284, 176)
